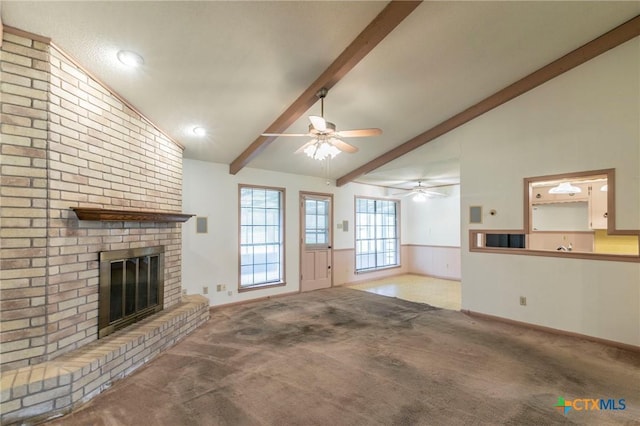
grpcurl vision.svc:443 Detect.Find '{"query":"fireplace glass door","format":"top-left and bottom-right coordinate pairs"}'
top-left (99, 246), bottom-right (164, 338)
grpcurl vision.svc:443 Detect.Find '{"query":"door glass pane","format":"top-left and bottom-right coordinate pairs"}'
top-left (305, 198), bottom-right (329, 246)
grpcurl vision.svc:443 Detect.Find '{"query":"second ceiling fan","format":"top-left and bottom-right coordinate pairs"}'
top-left (262, 88), bottom-right (382, 160)
top-left (392, 181), bottom-right (446, 202)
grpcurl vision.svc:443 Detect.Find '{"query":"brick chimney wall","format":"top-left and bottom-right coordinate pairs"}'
top-left (1, 30), bottom-right (186, 371)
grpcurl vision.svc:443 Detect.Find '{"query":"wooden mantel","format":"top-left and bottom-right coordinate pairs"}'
top-left (71, 207), bottom-right (194, 223)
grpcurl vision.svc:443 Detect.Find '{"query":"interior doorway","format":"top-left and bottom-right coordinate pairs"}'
top-left (299, 192), bottom-right (333, 292)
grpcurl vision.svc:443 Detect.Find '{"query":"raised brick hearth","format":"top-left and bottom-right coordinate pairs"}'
top-left (0, 295), bottom-right (208, 425)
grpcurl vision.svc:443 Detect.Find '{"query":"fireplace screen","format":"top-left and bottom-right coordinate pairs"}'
top-left (99, 246), bottom-right (164, 338)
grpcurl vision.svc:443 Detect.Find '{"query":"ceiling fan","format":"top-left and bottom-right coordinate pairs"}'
top-left (392, 181), bottom-right (445, 202)
top-left (262, 88), bottom-right (382, 160)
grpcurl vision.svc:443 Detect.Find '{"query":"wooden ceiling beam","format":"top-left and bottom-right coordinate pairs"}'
top-left (336, 14), bottom-right (640, 187)
top-left (229, 0), bottom-right (422, 175)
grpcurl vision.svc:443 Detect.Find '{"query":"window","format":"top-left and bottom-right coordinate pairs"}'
top-left (239, 185), bottom-right (285, 289)
top-left (355, 197), bottom-right (399, 272)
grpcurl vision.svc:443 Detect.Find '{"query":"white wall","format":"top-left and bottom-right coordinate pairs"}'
top-left (459, 39), bottom-right (640, 345)
top-left (405, 184), bottom-right (461, 247)
top-left (401, 185), bottom-right (461, 280)
top-left (182, 160), bottom-right (406, 305)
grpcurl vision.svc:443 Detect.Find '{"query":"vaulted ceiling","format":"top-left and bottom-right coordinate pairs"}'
top-left (2, 1), bottom-right (639, 191)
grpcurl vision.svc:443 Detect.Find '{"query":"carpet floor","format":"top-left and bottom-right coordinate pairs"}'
top-left (45, 288), bottom-right (640, 425)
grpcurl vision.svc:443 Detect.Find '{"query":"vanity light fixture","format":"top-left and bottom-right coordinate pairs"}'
top-left (192, 126), bottom-right (206, 137)
top-left (117, 50), bottom-right (144, 68)
top-left (548, 182), bottom-right (581, 194)
top-left (600, 184), bottom-right (608, 192)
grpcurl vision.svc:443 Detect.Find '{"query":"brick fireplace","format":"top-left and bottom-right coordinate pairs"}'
top-left (0, 27), bottom-right (209, 423)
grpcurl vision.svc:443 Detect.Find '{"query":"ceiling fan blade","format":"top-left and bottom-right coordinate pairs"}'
top-left (422, 191), bottom-right (445, 197)
top-left (261, 133), bottom-right (310, 137)
top-left (336, 128), bottom-right (382, 138)
top-left (309, 116), bottom-right (327, 132)
top-left (331, 138), bottom-right (358, 153)
top-left (294, 140), bottom-right (316, 155)
top-left (391, 191), bottom-right (414, 197)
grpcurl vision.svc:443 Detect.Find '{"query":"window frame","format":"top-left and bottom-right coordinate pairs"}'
top-left (354, 196), bottom-right (401, 273)
top-left (238, 184), bottom-right (286, 291)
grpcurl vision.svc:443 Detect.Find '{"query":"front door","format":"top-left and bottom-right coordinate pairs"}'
top-left (300, 193), bottom-right (333, 292)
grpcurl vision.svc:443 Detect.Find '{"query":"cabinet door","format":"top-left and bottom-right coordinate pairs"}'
top-left (590, 184), bottom-right (608, 229)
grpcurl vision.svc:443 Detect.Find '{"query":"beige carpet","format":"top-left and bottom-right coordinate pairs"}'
top-left (45, 288), bottom-right (639, 425)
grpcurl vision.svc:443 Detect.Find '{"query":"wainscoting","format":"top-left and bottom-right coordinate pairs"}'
top-left (405, 245), bottom-right (461, 281)
top-left (332, 245), bottom-right (461, 286)
top-left (332, 246), bottom-right (410, 286)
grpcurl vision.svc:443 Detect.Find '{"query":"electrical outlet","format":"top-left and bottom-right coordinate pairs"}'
top-left (227, 290), bottom-right (232, 296)
top-left (203, 286), bottom-right (208, 295)
top-left (520, 296), bottom-right (527, 306)
top-left (182, 289), bottom-right (187, 295)
top-left (216, 284), bottom-right (222, 292)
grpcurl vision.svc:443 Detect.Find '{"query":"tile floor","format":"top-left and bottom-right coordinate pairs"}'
top-left (348, 274), bottom-right (461, 310)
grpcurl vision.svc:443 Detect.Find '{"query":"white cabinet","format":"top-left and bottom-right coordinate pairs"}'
top-left (589, 184), bottom-right (608, 230)
top-left (530, 182), bottom-right (608, 231)
top-left (531, 183), bottom-right (589, 204)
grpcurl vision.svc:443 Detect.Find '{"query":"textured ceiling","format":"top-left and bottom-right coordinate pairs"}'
top-left (2, 1), bottom-right (638, 190)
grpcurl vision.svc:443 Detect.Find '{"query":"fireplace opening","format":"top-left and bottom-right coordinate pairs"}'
top-left (99, 246), bottom-right (164, 338)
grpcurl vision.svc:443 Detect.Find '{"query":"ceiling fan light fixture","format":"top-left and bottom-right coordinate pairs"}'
top-left (327, 143), bottom-right (340, 159)
top-left (304, 140), bottom-right (341, 161)
top-left (412, 193), bottom-right (427, 203)
top-left (117, 50), bottom-right (144, 68)
top-left (548, 182), bottom-right (581, 194)
top-left (192, 126), bottom-right (206, 137)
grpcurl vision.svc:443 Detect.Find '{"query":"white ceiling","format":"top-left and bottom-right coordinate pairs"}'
top-left (2, 1), bottom-right (638, 190)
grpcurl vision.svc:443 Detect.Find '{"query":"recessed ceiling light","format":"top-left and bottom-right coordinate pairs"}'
top-left (192, 126), bottom-right (206, 137)
top-left (117, 50), bottom-right (144, 68)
